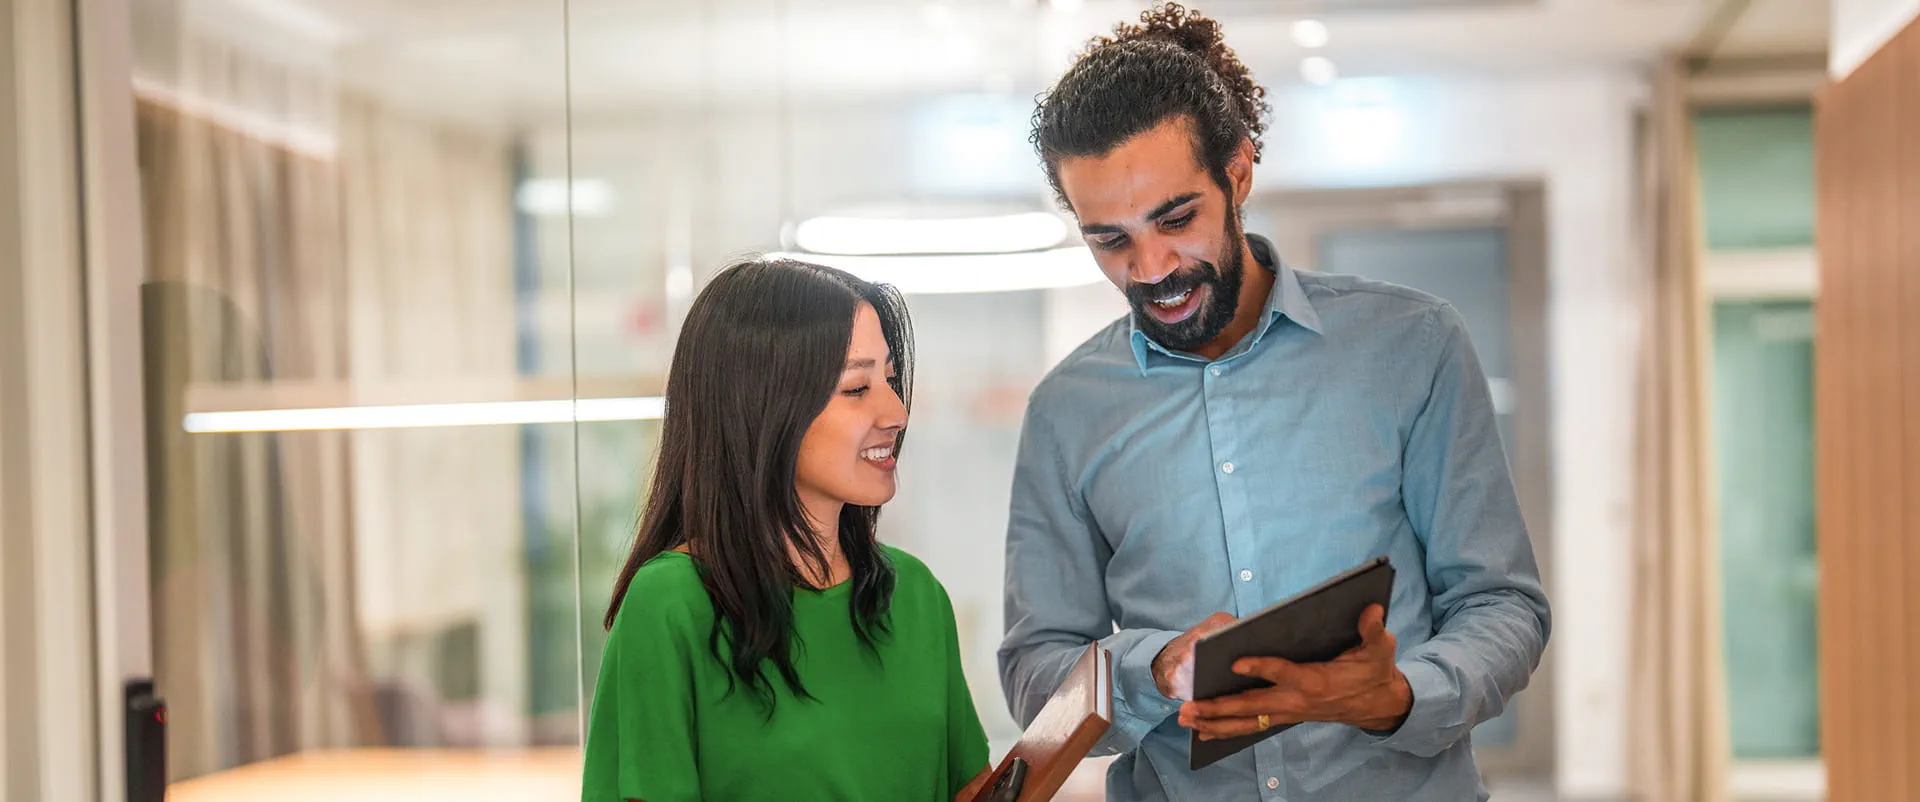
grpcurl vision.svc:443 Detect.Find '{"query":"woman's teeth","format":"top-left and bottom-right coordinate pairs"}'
top-left (860, 446), bottom-right (893, 461)
top-left (1153, 290), bottom-right (1192, 308)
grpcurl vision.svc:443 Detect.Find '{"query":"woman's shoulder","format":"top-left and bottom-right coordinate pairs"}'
top-left (882, 544), bottom-right (940, 586)
top-left (881, 545), bottom-right (953, 611)
top-left (882, 543), bottom-right (927, 574)
top-left (607, 552), bottom-right (714, 635)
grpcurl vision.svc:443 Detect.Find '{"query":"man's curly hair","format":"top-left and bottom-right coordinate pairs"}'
top-left (1031, 3), bottom-right (1271, 211)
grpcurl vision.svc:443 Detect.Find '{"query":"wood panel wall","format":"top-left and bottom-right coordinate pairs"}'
top-left (1814, 13), bottom-right (1920, 801)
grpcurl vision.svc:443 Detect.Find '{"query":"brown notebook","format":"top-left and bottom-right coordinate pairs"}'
top-left (977, 644), bottom-right (1112, 802)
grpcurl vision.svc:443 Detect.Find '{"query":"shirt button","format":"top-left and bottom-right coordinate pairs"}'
top-left (1209, 366), bottom-right (1222, 377)
top-left (1221, 461), bottom-right (1236, 474)
top-left (1267, 777), bottom-right (1280, 790)
top-left (1239, 569), bottom-right (1254, 582)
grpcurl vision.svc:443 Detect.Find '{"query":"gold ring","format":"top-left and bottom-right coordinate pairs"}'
top-left (1257, 714), bottom-right (1271, 730)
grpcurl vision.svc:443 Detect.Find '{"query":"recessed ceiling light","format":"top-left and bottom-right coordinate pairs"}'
top-left (1301, 56), bottom-right (1338, 86)
top-left (1291, 19), bottom-right (1330, 49)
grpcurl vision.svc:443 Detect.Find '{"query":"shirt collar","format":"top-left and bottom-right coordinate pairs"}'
top-left (1129, 233), bottom-right (1322, 371)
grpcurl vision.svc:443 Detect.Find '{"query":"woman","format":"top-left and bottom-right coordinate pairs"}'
top-left (581, 258), bottom-right (992, 802)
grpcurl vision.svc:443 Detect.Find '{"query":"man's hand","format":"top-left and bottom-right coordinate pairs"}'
top-left (1176, 604), bottom-right (1412, 739)
top-left (1152, 612), bottom-right (1238, 700)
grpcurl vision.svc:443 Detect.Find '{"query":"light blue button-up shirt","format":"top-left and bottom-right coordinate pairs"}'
top-left (998, 235), bottom-right (1550, 801)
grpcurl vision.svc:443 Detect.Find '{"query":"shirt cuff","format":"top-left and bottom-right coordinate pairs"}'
top-left (1098, 628), bottom-right (1183, 753)
top-left (1360, 659), bottom-right (1459, 757)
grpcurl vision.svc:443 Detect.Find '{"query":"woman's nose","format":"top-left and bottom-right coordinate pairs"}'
top-left (877, 384), bottom-right (908, 430)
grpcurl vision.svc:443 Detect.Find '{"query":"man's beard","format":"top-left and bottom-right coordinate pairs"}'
top-left (1125, 210), bottom-right (1246, 354)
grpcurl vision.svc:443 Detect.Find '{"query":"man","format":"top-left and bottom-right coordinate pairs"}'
top-left (996, 5), bottom-right (1551, 800)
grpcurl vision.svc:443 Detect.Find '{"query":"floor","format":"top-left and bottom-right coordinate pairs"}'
top-left (166, 749), bottom-right (1569, 801)
top-left (167, 750), bottom-right (581, 802)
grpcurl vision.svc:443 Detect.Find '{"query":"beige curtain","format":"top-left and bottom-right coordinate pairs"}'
top-left (335, 93), bottom-right (526, 749)
top-left (139, 31), bottom-right (518, 780)
top-left (1626, 57), bottom-right (1732, 802)
top-left (140, 88), bottom-right (374, 780)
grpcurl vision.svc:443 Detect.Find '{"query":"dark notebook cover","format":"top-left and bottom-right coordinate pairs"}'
top-left (1187, 556), bottom-right (1396, 771)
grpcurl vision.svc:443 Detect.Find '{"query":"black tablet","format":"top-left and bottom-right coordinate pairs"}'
top-left (1188, 556), bottom-right (1396, 771)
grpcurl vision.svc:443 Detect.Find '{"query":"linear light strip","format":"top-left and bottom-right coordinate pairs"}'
top-left (182, 397), bottom-right (667, 433)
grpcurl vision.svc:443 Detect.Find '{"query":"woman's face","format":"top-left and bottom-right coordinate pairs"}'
top-left (794, 303), bottom-right (907, 527)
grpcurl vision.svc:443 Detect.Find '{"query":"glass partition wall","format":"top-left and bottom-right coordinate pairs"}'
top-left (119, 0), bottom-right (1101, 795)
top-left (131, 0), bottom-right (586, 794)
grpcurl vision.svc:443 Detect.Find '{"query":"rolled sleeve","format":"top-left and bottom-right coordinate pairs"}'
top-left (1364, 658), bottom-right (1461, 756)
top-left (1099, 628), bottom-right (1183, 752)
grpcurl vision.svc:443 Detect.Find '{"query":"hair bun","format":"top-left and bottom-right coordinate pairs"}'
top-left (1135, 2), bottom-right (1225, 60)
top-left (1095, 2), bottom-right (1269, 160)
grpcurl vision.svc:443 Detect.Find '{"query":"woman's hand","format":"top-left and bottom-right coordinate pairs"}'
top-left (954, 764), bottom-right (993, 802)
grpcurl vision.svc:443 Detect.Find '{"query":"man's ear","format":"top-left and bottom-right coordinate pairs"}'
top-left (1227, 138), bottom-right (1254, 206)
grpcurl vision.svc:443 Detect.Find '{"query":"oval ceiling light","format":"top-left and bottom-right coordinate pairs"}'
top-left (793, 211), bottom-right (1068, 255)
top-left (768, 247), bottom-right (1104, 295)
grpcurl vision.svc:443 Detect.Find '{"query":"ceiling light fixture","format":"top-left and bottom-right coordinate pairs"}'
top-left (793, 212), bottom-right (1067, 255)
top-left (769, 247), bottom-right (1104, 295)
top-left (1291, 19), bottom-right (1330, 49)
top-left (515, 178), bottom-right (614, 217)
top-left (1301, 56), bottom-right (1339, 86)
top-left (183, 397), bottom-right (666, 433)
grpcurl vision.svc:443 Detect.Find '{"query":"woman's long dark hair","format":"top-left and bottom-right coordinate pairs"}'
top-left (603, 258), bottom-right (915, 712)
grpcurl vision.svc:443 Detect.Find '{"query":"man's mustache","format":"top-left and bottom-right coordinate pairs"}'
top-left (1127, 263), bottom-right (1217, 300)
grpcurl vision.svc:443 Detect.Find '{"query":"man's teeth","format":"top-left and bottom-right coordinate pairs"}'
top-left (860, 446), bottom-right (893, 461)
top-left (1153, 290), bottom-right (1192, 308)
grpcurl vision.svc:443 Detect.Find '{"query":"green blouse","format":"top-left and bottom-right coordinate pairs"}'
top-left (581, 546), bottom-right (990, 801)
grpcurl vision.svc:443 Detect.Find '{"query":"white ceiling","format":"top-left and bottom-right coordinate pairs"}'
top-left (184, 0), bottom-right (1828, 130)
top-left (1707, 0), bottom-right (1831, 60)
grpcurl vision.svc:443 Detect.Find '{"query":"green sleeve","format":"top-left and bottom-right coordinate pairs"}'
top-left (593, 598), bottom-right (703, 802)
top-left (941, 587), bottom-right (991, 797)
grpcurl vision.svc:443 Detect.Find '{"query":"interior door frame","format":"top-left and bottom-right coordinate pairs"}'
top-left (1246, 180), bottom-right (1557, 779)
top-left (74, 0), bottom-right (157, 797)
top-left (1, 0), bottom-right (103, 799)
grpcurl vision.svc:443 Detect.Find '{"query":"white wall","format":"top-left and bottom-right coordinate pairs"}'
top-left (1044, 68), bottom-right (1648, 798)
top-left (1832, 0), bottom-right (1920, 77)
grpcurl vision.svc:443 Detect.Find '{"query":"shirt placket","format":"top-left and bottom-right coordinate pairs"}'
top-left (1202, 360), bottom-right (1261, 617)
top-left (1202, 357), bottom-right (1292, 800)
